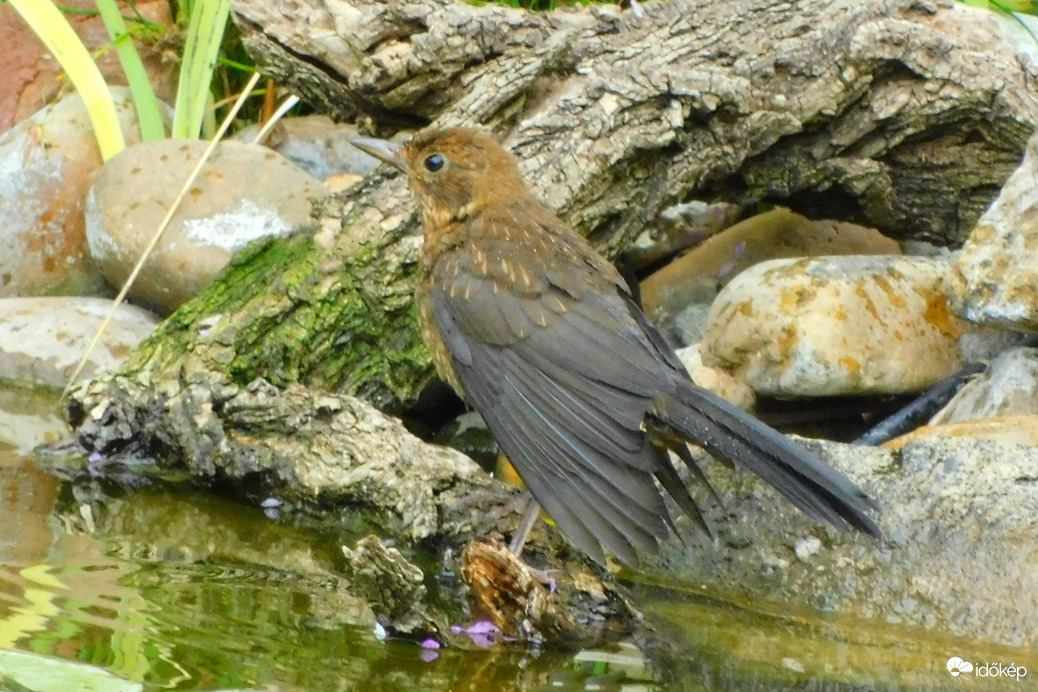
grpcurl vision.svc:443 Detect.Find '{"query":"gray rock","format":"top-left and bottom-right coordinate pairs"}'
top-left (933, 347), bottom-right (1038, 423)
top-left (958, 326), bottom-right (1033, 363)
top-left (644, 437), bottom-right (1038, 648)
top-left (669, 301), bottom-right (712, 347)
top-left (86, 139), bottom-right (329, 314)
top-left (627, 200), bottom-right (741, 269)
top-left (236, 115), bottom-right (389, 180)
top-left (0, 297), bottom-right (158, 388)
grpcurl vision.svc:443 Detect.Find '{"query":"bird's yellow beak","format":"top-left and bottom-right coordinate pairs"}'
top-left (350, 137), bottom-right (407, 172)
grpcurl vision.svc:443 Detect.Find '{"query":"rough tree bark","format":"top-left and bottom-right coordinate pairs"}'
top-left (76, 0), bottom-right (1038, 417)
top-left (236, 0), bottom-right (1036, 248)
top-left (66, 0), bottom-right (1038, 644)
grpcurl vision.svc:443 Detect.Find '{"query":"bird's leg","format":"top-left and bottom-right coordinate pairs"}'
top-left (505, 494), bottom-right (563, 589)
top-left (508, 494), bottom-right (542, 557)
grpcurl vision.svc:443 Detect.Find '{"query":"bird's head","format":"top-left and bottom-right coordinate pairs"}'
top-left (352, 127), bottom-right (527, 230)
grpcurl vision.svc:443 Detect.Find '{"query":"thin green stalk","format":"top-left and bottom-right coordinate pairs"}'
top-left (95, 0), bottom-right (166, 141)
top-left (172, 0), bottom-right (231, 139)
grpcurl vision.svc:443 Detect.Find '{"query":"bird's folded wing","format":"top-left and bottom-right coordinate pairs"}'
top-left (430, 279), bottom-right (675, 564)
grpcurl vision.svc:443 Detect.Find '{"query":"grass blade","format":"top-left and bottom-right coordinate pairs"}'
top-left (172, 0), bottom-right (231, 139)
top-left (95, 0), bottom-right (166, 141)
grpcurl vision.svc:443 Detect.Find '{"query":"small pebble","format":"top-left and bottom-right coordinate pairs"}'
top-left (794, 536), bottom-right (823, 561)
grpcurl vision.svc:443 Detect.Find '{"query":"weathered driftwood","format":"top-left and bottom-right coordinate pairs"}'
top-left (67, 0), bottom-right (1038, 645)
top-left (236, 0), bottom-right (1037, 248)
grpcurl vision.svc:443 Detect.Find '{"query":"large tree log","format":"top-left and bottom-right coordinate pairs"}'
top-left (237, 0), bottom-right (1037, 248)
top-left (67, 0), bottom-right (1038, 642)
top-left (74, 0), bottom-right (1038, 426)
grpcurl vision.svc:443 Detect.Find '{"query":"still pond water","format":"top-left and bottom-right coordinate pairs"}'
top-left (1, 384), bottom-right (1032, 691)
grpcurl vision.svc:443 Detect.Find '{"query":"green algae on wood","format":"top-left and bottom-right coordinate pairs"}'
top-left (114, 185), bottom-right (436, 413)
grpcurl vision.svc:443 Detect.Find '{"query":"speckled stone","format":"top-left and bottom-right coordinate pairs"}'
top-left (86, 139), bottom-right (328, 314)
top-left (702, 255), bottom-right (969, 397)
top-left (953, 130), bottom-right (1038, 333)
top-left (0, 296), bottom-right (158, 388)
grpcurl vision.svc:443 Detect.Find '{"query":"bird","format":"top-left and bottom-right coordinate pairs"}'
top-left (351, 127), bottom-right (880, 565)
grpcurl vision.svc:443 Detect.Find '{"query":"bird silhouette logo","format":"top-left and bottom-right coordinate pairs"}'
top-left (947, 657), bottom-right (974, 678)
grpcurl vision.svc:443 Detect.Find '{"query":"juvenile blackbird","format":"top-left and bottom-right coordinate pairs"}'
top-left (352, 128), bottom-right (880, 565)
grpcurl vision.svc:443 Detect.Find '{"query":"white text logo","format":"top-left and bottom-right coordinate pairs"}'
top-left (947, 657), bottom-right (1027, 681)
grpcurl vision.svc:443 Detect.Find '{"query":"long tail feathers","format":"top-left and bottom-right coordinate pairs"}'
top-left (650, 380), bottom-right (881, 538)
top-left (651, 442), bottom-right (717, 540)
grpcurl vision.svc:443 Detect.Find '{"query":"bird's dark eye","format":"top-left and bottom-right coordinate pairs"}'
top-left (424, 153), bottom-right (445, 172)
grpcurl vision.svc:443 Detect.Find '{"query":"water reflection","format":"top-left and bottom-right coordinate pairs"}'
top-left (2, 453), bottom-right (365, 689)
top-left (0, 449), bottom-right (626, 690)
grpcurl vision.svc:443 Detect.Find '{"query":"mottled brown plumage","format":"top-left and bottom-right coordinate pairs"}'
top-left (353, 127), bottom-right (880, 565)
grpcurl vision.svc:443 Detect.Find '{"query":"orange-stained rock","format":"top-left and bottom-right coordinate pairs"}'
top-left (703, 256), bottom-right (976, 396)
top-left (884, 415), bottom-right (1038, 450)
top-left (0, 87), bottom-right (151, 298)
